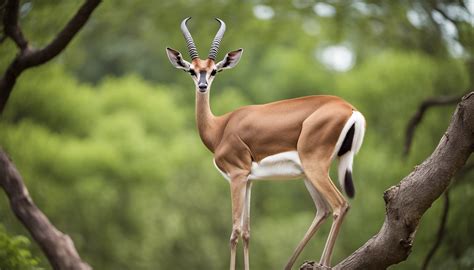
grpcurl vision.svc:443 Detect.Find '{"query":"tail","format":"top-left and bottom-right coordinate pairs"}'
top-left (332, 111), bottom-right (366, 198)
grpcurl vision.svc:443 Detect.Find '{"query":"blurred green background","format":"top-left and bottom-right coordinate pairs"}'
top-left (0, 0), bottom-right (473, 269)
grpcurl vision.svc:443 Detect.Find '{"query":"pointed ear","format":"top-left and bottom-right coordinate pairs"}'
top-left (216, 49), bottom-right (243, 71)
top-left (166, 47), bottom-right (191, 70)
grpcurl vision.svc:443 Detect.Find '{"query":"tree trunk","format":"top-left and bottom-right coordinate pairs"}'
top-left (0, 150), bottom-right (92, 270)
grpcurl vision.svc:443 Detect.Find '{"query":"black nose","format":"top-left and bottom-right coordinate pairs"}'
top-left (198, 83), bottom-right (208, 91)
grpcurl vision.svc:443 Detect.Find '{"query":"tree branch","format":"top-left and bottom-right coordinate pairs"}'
top-left (405, 94), bottom-right (474, 270)
top-left (0, 0), bottom-right (101, 113)
top-left (0, 149), bottom-right (92, 270)
top-left (3, 0), bottom-right (28, 51)
top-left (301, 92), bottom-right (474, 270)
top-left (403, 94), bottom-right (464, 156)
top-left (20, 0), bottom-right (101, 69)
top-left (0, 1), bottom-right (101, 269)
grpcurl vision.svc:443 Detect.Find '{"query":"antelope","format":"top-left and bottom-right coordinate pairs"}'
top-left (166, 17), bottom-right (366, 270)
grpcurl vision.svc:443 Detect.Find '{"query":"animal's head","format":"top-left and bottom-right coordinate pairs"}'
top-left (166, 17), bottom-right (243, 93)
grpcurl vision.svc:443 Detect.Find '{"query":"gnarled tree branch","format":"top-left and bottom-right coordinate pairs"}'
top-left (0, 150), bottom-right (92, 270)
top-left (0, 0), bottom-right (101, 269)
top-left (404, 93), bottom-right (474, 270)
top-left (0, 0), bottom-right (101, 113)
top-left (301, 91), bottom-right (474, 269)
top-left (19, 0), bottom-right (101, 69)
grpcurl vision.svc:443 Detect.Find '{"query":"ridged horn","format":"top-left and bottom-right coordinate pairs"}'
top-left (180, 17), bottom-right (199, 60)
top-left (208, 18), bottom-right (226, 60)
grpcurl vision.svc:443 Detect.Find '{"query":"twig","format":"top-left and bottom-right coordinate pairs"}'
top-left (454, 162), bottom-right (474, 182)
top-left (403, 94), bottom-right (465, 156)
top-left (420, 162), bottom-right (473, 270)
top-left (433, 7), bottom-right (458, 25)
top-left (421, 190), bottom-right (450, 270)
top-left (3, 0), bottom-right (28, 51)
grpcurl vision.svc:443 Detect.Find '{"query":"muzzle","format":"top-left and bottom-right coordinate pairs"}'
top-left (198, 71), bottom-right (208, 92)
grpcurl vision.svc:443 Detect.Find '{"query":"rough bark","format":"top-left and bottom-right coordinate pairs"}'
top-left (1, 0), bottom-right (101, 269)
top-left (403, 94), bottom-right (470, 270)
top-left (0, 150), bottom-right (92, 270)
top-left (301, 92), bottom-right (474, 270)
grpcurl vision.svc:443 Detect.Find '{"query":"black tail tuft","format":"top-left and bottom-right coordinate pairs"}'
top-left (337, 123), bottom-right (355, 157)
top-left (344, 170), bottom-right (355, 198)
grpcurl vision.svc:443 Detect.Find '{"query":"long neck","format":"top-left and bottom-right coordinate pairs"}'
top-left (195, 90), bottom-right (221, 152)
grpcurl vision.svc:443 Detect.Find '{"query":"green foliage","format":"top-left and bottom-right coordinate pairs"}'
top-left (3, 66), bottom-right (98, 136)
top-left (0, 1), bottom-right (473, 269)
top-left (0, 225), bottom-right (42, 270)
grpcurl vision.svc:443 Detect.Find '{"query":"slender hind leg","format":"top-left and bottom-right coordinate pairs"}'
top-left (319, 176), bottom-right (350, 266)
top-left (303, 165), bottom-right (349, 267)
top-left (284, 179), bottom-right (330, 270)
top-left (297, 107), bottom-right (352, 267)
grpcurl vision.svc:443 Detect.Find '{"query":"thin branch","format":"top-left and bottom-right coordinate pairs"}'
top-left (403, 94), bottom-right (464, 157)
top-left (3, 0), bottom-right (28, 51)
top-left (20, 0), bottom-right (101, 69)
top-left (0, 149), bottom-right (92, 270)
top-left (432, 6), bottom-right (459, 26)
top-left (454, 162), bottom-right (474, 182)
top-left (421, 190), bottom-right (450, 270)
top-left (420, 163), bottom-right (473, 270)
top-left (460, 0), bottom-right (470, 11)
top-left (0, 0), bottom-right (101, 113)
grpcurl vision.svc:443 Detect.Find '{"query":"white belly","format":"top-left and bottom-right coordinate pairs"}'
top-left (213, 151), bottom-right (305, 181)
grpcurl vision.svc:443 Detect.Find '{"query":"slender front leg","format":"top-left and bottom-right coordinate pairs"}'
top-left (229, 175), bottom-right (248, 270)
top-left (285, 179), bottom-right (330, 270)
top-left (242, 181), bottom-right (252, 270)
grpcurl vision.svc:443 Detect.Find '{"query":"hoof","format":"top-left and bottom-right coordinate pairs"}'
top-left (299, 261), bottom-right (331, 270)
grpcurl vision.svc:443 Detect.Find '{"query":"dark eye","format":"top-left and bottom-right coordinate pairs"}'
top-left (189, 70), bottom-right (196, 76)
top-left (210, 69), bottom-right (217, 76)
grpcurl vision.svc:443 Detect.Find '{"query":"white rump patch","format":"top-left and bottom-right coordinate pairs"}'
top-left (331, 110), bottom-right (366, 160)
top-left (333, 110), bottom-right (366, 193)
